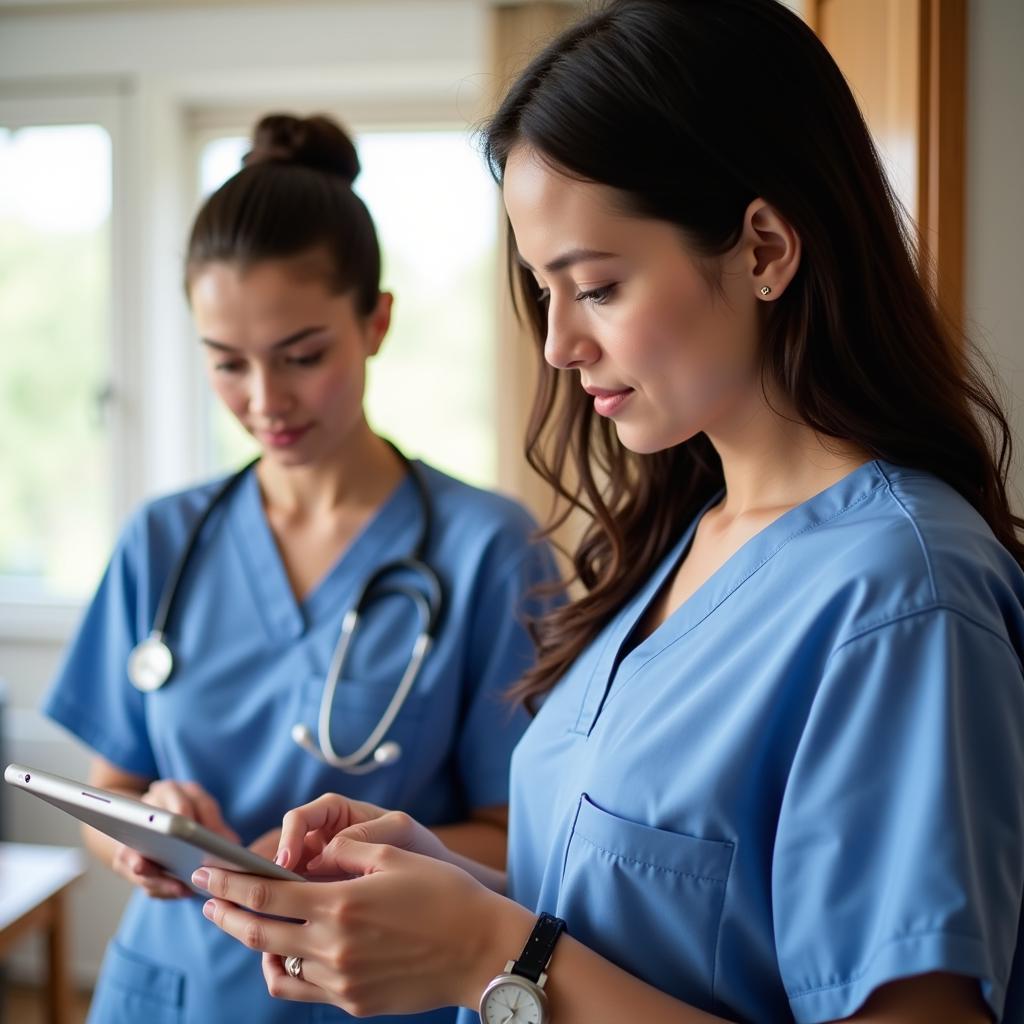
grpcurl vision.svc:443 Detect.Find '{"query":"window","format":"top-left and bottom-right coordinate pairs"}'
top-left (0, 117), bottom-right (114, 600)
top-left (195, 128), bottom-right (498, 488)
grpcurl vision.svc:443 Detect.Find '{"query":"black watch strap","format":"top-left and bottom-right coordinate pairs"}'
top-left (510, 912), bottom-right (566, 983)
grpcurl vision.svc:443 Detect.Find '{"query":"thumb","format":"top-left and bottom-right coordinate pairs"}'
top-left (304, 833), bottom-right (401, 878)
top-left (203, 807), bottom-right (240, 845)
top-left (180, 782), bottom-right (240, 843)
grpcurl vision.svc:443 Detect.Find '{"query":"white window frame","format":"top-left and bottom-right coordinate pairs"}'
top-left (0, 81), bottom-right (140, 639)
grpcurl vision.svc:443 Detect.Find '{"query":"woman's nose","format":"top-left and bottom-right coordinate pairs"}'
top-left (543, 297), bottom-right (599, 370)
top-left (248, 368), bottom-right (292, 419)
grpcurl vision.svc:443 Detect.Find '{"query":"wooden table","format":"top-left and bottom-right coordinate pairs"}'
top-left (0, 843), bottom-right (86, 1024)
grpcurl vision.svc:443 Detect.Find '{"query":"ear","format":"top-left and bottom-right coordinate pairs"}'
top-left (363, 291), bottom-right (393, 357)
top-left (740, 199), bottom-right (801, 301)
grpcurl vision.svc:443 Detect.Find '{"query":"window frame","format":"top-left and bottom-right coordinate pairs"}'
top-left (0, 80), bottom-right (501, 641)
top-left (0, 83), bottom-right (139, 636)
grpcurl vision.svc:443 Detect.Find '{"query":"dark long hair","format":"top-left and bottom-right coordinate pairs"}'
top-left (483, 0), bottom-right (1024, 708)
top-left (185, 113), bottom-right (380, 313)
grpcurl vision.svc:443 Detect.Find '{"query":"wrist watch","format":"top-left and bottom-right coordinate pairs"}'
top-left (479, 912), bottom-right (566, 1024)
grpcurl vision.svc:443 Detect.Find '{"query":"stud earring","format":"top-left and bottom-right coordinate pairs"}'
top-left (760, 285), bottom-right (772, 296)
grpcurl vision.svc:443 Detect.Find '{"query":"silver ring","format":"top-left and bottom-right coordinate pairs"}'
top-left (284, 955), bottom-right (303, 980)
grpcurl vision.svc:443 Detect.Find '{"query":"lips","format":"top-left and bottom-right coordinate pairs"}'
top-left (257, 424), bottom-right (312, 448)
top-left (583, 384), bottom-right (634, 418)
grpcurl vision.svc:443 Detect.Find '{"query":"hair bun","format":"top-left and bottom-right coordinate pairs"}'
top-left (245, 113), bottom-right (360, 186)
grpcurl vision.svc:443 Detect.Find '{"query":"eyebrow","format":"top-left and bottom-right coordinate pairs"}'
top-left (200, 325), bottom-right (328, 353)
top-left (516, 248), bottom-right (618, 275)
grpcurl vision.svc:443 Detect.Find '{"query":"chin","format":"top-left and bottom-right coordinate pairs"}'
top-left (613, 425), bottom-right (674, 456)
top-left (614, 421), bottom-right (701, 457)
top-left (261, 445), bottom-right (317, 467)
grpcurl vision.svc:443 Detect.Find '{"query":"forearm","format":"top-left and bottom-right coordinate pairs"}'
top-left (542, 934), bottom-right (730, 1024)
top-left (462, 895), bottom-right (730, 1024)
top-left (431, 819), bottom-right (508, 886)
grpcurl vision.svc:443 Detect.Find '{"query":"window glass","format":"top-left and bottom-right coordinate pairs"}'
top-left (196, 129), bottom-right (497, 487)
top-left (0, 123), bottom-right (112, 598)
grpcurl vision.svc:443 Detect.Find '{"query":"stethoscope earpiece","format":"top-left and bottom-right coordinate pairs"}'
top-left (373, 742), bottom-right (402, 766)
top-left (290, 722), bottom-right (316, 750)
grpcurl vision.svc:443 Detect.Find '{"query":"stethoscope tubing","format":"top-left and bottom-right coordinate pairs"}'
top-left (315, 602), bottom-right (433, 773)
top-left (151, 456), bottom-right (261, 643)
top-left (126, 457), bottom-right (259, 693)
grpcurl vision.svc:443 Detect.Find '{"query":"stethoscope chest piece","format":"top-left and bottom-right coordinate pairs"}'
top-left (128, 635), bottom-right (174, 692)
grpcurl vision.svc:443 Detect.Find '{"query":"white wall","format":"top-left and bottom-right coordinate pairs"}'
top-left (966, 0), bottom-right (1024, 511)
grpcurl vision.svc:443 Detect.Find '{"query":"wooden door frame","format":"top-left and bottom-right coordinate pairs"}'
top-left (490, 1), bottom-right (581, 526)
top-left (804, 0), bottom-right (967, 328)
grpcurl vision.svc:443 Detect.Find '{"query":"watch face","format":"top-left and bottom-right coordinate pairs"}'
top-left (481, 977), bottom-right (544, 1024)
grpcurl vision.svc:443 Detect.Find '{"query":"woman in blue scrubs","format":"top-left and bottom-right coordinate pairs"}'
top-left (44, 113), bottom-right (557, 1024)
top-left (198, 4), bottom-right (1024, 1023)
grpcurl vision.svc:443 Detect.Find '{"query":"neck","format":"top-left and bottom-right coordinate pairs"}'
top-left (256, 422), bottom-right (405, 519)
top-left (705, 382), bottom-right (870, 521)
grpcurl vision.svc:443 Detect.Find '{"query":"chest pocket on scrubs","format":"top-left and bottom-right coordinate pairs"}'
top-left (88, 940), bottom-right (185, 1024)
top-left (558, 794), bottom-right (734, 1014)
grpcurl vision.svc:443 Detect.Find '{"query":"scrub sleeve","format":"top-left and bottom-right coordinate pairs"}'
top-left (774, 608), bottom-right (1024, 1022)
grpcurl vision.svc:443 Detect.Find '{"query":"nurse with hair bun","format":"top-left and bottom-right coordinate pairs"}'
top-left (44, 111), bottom-right (558, 1024)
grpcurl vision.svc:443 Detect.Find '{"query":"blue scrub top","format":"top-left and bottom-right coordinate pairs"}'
top-left (468, 460), bottom-right (1024, 1024)
top-left (45, 461), bottom-right (557, 1024)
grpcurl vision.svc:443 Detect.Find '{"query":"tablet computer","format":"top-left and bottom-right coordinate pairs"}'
top-left (4, 763), bottom-right (305, 891)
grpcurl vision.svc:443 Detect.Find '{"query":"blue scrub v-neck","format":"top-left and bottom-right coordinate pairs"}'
top-left (574, 461), bottom-right (888, 737)
top-left (228, 467), bottom-right (417, 643)
top-left (567, 494), bottom-right (712, 736)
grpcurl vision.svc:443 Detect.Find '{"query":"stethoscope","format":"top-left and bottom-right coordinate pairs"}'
top-left (126, 447), bottom-right (443, 774)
